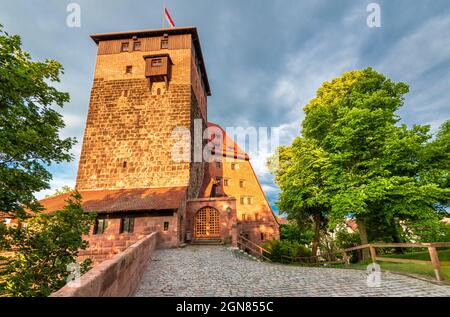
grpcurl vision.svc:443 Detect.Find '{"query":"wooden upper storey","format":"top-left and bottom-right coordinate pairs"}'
top-left (90, 27), bottom-right (211, 96)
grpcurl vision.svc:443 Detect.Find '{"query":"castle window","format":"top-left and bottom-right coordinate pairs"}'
top-left (164, 222), bottom-right (169, 231)
top-left (123, 161), bottom-right (127, 168)
top-left (231, 163), bottom-right (239, 170)
top-left (133, 41), bottom-right (141, 51)
top-left (151, 58), bottom-right (163, 67)
top-left (216, 162), bottom-right (221, 168)
top-left (239, 179), bottom-right (246, 188)
top-left (125, 65), bottom-right (133, 74)
top-left (223, 178), bottom-right (230, 187)
top-left (242, 214), bottom-right (247, 221)
top-left (161, 38), bottom-right (169, 49)
top-left (260, 232), bottom-right (265, 241)
top-left (240, 197), bottom-right (245, 205)
top-left (255, 213), bottom-right (260, 221)
top-left (157, 88), bottom-right (161, 95)
top-left (123, 90), bottom-right (128, 97)
top-left (120, 217), bottom-right (135, 234)
top-left (121, 42), bottom-right (129, 52)
top-left (248, 197), bottom-right (254, 205)
top-left (94, 219), bottom-right (108, 235)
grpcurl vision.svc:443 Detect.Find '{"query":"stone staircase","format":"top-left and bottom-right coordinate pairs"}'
top-left (190, 238), bottom-right (223, 245)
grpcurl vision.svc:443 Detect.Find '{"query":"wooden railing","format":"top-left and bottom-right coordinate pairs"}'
top-left (341, 242), bottom-right (450, 282)
top-left (237, 235), bottom-right (272, 262)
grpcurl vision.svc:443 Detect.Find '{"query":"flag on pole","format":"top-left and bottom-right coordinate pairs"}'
top-left (164, 6), bottom-right (175, 28)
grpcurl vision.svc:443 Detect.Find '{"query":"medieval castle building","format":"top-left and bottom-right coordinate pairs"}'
top-left (39, 27), bottom-right (279, 264)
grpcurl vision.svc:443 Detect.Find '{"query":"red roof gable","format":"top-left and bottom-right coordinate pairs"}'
top-left (207, 122), bottom-right (249, 160)
top-left (39, 187), bottom-right (187, 214)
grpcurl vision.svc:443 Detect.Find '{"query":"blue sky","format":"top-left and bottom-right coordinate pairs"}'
top-left (1, 0), bottom-right (450, 213)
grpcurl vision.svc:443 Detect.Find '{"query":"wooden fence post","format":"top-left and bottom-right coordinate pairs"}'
top-left (428, 246), bottom-right (443, 282)
top-left (369, 245), bottom-right (377, 263)
top-left (343, 252), bottom-right (349, 266)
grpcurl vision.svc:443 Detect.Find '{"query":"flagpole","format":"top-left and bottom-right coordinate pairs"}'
top-left (162, 4), bottom-right (166, 28)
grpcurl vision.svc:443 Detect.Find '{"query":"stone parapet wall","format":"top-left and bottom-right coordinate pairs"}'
top-left (51, 232), bottom-right (158, 297)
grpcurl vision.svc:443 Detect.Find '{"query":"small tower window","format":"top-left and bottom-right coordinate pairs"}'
top-left (123, 161), bottom-right (127, 168)
top-left (120, 217), bottom-right (135, 234)
top-left (133, 41), bottom-right (141, 51)
top-left (151, 58), bottom-right (163, 67)
top-left (125, 65), bottom-right (133, 74)
top-left (223, 178), bottom-right (230, 187)
top-left (94, 219), bottom-right (108, 235)
top-left (260, 232), bottom-right (265, 241)
top-left (161, 39), bottom-right (169, 49)
top-left (231, 163), bottom-right (239, 170)
top-left (121, 42), bottom-right (129, 52)
top-left (164, 222), bottom-right (169, 231)
top-left (239, 179), bottom-right (246, 188)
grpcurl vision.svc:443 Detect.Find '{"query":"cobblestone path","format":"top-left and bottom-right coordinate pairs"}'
top-left (134, 245), bottom-right (450, 297)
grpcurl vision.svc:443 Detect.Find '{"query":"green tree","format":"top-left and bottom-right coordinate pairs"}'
top-left (279, 222), bottom-right (314, 246)
top-left (269, 137), bottom-right (331, 256)
top-left (0, 193), bottom-right (95, 297)
top-left (0, 25), bottom-right (76, 219)
top-left (302, 68), bottom-right (449, 259)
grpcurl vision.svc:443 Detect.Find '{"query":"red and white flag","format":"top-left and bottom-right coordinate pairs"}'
top-left (164, 6), bottom-right (175, 28)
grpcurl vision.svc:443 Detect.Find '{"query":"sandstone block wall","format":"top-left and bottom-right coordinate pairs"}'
top-left (76, 41), bottom-right (208, 193)
top-left (51, 232), bottom-right (158, 297)
top-left (78, 211), bottom-right (180, 265)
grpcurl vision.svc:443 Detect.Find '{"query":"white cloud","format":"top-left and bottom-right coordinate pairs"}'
top-left (378, 14), bottom-right (450, 82)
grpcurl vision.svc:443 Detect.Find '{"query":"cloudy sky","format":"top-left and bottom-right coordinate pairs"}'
top-left (1, 0), bottom-right (450, 213)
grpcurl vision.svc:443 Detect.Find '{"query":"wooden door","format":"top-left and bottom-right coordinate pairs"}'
top-left (194, 207), bottom-right (220, 239)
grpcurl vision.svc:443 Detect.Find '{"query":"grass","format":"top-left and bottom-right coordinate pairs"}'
top-left (335, 249), bottom-right (450, 281)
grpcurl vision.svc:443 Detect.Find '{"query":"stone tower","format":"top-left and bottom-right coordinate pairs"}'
top-left (76, 27), bottom-right (210, 199)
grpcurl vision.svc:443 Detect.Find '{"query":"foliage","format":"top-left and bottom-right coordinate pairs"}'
top-left (0, 193), bottom-right (95, 297)
top-left (263, 239), bottom-right (311, 263)
top-left (334, 229), bottom-right (361, 250)
top-left (270, 67), bottom-right (450, 261)
top-left (45, 185), bottom-right (74, 199)
top-left (268, 137), bottom-right (331, 255)
top-left (334, 229), bottom-right (362, 263)
top-left (0, 24), bottom-right (76, 219)
top-left (279, 222), bottom-right (314, 245)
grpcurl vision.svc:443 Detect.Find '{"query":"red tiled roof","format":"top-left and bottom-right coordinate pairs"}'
top-left (346, 220), bottom-right (358, 231)
top-left (207, 122), bottom-right (249, 160)
top-left (39, 187), bottom-right (187, 214)
top-left (278, 217), bottom-right (289, 225)
top-left (0, 212), bottom-right (10, 219)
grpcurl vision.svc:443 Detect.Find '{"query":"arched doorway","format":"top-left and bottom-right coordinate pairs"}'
top-left (194, 207), bottom-right (220, 239)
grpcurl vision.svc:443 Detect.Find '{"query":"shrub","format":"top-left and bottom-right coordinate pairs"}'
top-left (263, 240), bottom-right (311, 263)
top-left (334, 229), bottom-right (361, 263)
